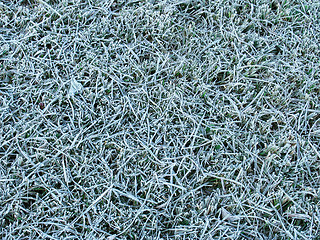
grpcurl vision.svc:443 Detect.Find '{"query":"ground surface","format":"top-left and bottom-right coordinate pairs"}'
top-left (1, 0), bottom-right (320, 239)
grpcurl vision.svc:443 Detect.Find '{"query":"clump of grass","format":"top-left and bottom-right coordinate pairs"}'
top-left (1, 0), bottom-right (320, 239)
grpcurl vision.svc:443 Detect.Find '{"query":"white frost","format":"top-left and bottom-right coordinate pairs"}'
top-left (68, 78), bottom-right (83, 97)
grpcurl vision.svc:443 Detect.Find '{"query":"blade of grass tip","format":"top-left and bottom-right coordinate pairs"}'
top-left (206, 173), bottom-right (245, 188)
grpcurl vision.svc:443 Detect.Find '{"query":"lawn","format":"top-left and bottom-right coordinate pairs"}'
top-left (1, 0), bottom-right (319, 239)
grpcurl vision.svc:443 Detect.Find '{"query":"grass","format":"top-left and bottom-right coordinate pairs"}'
top-left (1, 0), bottom-right (320, 239)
